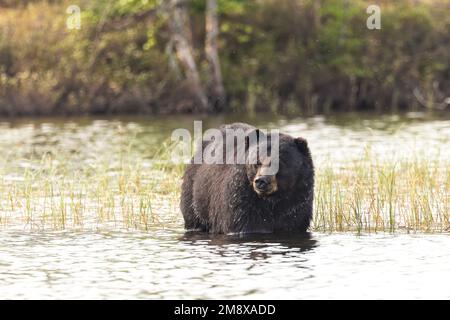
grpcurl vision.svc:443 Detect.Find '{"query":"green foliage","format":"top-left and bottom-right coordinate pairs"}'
top-left (0, 0), bottom-right (449, 115)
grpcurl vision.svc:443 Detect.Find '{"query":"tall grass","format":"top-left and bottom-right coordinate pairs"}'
top-left (0, 142), bottom-right (185, 231)
top-left (0, 143), bottom-right (448, 233)
top-left (313, 150), bottom-right (449, 233)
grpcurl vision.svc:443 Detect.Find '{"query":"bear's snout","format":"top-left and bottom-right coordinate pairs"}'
top-left (255, 176), bottom-right (270, 189)
top-left (253, 175), bottom-right (277, 196)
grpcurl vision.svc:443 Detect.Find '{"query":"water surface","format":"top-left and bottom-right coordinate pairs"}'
top-left (0, 111), bottom-right (449, 299)
top-left (1, 229), bottom-right (448, 299)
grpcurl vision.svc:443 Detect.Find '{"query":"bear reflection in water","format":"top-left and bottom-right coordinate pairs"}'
top-left (181, 122), bottom-right (314, 234)
top-left (180, 232), bottom-right (318, 260)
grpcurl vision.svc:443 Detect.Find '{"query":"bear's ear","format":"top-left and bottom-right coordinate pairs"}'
top-left (245, 128), bottom-right (263, 150)
top-left (295, 137), bottom-right (309, 154)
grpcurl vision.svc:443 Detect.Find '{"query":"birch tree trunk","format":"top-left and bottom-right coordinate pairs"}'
top-left (313, 0), bottom-right (321, 30)
top-left (205, 0), bottom-right (226, 111)
top-left (168, 0), bottom-right (208, 111)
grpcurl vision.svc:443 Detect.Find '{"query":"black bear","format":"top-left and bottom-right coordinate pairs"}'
top-left (180, 122), bottom-right (314, 234)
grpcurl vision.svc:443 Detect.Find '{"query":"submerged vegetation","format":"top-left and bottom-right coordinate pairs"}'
top-left (0, 0), bottom-right (449, 115)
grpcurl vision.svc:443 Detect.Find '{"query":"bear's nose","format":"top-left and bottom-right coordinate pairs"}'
top-left (255, 176), bottom-right (270, 190)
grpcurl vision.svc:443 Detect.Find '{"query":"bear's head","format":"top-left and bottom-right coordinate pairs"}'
top-left (245, 129), bottom-right (313, 199)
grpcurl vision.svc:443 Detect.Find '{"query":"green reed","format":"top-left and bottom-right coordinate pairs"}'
top-left (313, 150), bottom-right (449, 233)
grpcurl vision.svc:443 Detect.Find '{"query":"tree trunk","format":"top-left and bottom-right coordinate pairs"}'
top-left (168, 0), bottom-right (208, 111)
top-left (312, 0), bottom-right (321, 30)
top-left (205, 0), bottom-right (226, 111)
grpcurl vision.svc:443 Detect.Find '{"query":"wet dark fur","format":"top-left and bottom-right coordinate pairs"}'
top-left (180, 123), bottom-right (314, 234)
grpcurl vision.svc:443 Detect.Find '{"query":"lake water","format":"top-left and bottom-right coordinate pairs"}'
top-left (0, 111), bottom-right (449, 299)
top-left (1, 230), bottom-right (449, 299)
